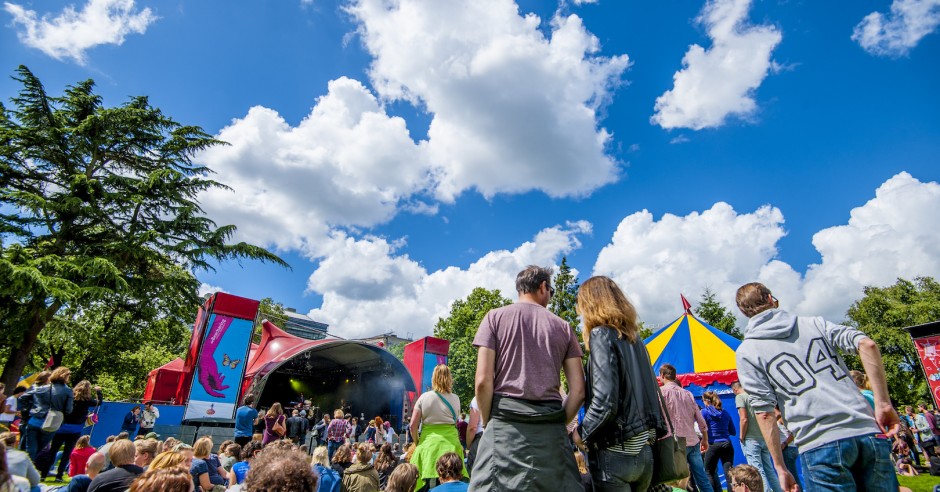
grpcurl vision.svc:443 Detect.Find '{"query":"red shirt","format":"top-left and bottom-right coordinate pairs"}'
top-left (69, 446), bottom-right (97, 477)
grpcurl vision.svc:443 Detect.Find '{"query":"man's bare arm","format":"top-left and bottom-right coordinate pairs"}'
top-left (475, 347), bottom-right (496, 425)
top-left (756, 411), bottom-right (798, 492)
top-left (858, 337), bottom-right (901, 436)
top-left (562, 356), bottom-right (585, 424)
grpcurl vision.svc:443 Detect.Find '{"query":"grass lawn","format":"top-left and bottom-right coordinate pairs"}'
top-left (900, 474), bottom-right (940, 492)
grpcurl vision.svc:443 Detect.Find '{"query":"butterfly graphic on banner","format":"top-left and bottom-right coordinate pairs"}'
top-left (222, 354), bottom-right (241, 370)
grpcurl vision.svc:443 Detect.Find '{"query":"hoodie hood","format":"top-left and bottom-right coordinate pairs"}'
top-left (744, 309), bottom-right (797, 340)
top-left (346, 462), bottom-right (374, 474)
top-left (701, 405), bottom-right (724, 419)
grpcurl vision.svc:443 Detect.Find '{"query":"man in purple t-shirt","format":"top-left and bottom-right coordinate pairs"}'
top-left (468, 265), bottom-right (584, 492)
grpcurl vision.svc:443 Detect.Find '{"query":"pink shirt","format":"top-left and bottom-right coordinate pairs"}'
top-left (473, 302), bottom-right (582, 401)
top-left (660, 381), bottom-right (707, 446)
top-left (69, 446), bottom-right (96, 477)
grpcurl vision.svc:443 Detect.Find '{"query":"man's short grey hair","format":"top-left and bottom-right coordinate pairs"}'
top-left (516, 265), bottom-right (553, 294)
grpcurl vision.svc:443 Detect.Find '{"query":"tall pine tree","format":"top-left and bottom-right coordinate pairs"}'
top-left (694, 287), bottom-right (741, 339)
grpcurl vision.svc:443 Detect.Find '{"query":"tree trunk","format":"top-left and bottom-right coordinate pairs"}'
top-left (0, 300), bottom-right (62, 391)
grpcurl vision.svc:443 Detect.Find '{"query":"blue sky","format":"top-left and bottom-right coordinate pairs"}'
top-left (2, 0), bottom-right (938, 338)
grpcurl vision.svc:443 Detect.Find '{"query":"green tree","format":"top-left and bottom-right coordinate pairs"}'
top-left (0, 66), bottom-right (287, 390)
top-left (844, 277), bottom-right (940, 405)
top-left (433, 288), bottom-right (512, 409)
top-left (548, 257), bottom-right (580, 330)
top-left (253, 297), bottom-right (287, 342)
top-left (694, 287), bottom-right (741, 339)
top-left (387, 342), bottom-right (406, 362)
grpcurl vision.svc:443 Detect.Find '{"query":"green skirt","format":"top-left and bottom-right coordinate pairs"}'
top-left (411, 423), bottom-right (468, 491)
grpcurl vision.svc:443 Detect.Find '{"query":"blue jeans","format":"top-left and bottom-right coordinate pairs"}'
top-left (799, 435), bottom-right (898, 492)
top-left (742, 439), bottom-right (782, 492)
top-left (782, 445), bottom-right (800, 489)
top-left (589, 446), bottom-right (653, 492)
top-left (23, 425), bottom-right (55, 462)
top-left (686, 444), bottom-right (714, 492)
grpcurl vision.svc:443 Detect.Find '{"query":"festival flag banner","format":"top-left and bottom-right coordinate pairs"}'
top-left (913, 334), bottom-right (940, 410)
top-left (183, 314), bottom-right (254, 421)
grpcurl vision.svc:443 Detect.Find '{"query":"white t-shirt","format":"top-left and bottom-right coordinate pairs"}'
top-left (415, 391), bottom-right (460, 425)
top-left (469, 397), bottom-right (484, 434)
top-left (0, 396), bottom-right (16, 422)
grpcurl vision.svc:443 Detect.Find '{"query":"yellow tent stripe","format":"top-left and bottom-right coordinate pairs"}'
top-left (645, 316), bottom-right (685, 364)
top-left (689, 316), bottom-right (738, 372)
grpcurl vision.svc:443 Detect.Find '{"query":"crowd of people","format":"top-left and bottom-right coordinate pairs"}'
top-left (0, 266), bottom-right (929, 491)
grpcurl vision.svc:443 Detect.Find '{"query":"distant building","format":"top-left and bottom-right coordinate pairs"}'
top-left (282, 308), bottom-right (329, 340)
top-left (359, 332), bottom-right (413, 350)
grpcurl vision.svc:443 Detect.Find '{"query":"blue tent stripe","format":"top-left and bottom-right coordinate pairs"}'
top-left (651, 316), bottom-right (695, 375)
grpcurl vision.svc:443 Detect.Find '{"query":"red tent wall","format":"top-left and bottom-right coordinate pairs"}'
top-left (143, 358), bottom-right (185, 403)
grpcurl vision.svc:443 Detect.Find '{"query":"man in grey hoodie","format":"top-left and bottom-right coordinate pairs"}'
top-left (734, 282), bottom-right (899, 492)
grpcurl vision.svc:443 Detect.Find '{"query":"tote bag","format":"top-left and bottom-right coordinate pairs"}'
top-left (651, 388), bottom-right (690, 484)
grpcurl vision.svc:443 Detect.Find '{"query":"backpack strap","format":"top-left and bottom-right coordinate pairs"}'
top-left (434, 392), bottom-right (458, 424)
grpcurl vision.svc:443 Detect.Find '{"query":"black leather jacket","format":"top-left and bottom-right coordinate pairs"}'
top-left (580, 326), bottom-right (667, 450)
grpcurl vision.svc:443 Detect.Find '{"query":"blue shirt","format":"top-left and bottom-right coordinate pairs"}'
top-left (232, 461), bottom-right (250, 484)
top-left (431, 482), bottom-right (469, 492)
top-left (701, 405), bottom-right (736, 444)
top-left (234, 406), bottom-right (258, 438)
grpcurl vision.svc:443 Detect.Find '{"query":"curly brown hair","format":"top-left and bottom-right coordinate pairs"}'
top-left (244, 448), bottom-right (317, 492)
top-left (435, 452), bottom-right (463, 481)
top-left (128, 465), bottom-right (192, 492)
top-left (331, 444), bottom-right (352, 465)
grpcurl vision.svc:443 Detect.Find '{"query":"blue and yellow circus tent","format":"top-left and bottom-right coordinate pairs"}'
top-left (645, 304), bottom-right (741, 386)
top-left (644, 296), bottom-right (747, 470)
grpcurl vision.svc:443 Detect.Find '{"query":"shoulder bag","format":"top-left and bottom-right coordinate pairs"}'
top-left (272, 415), bottom-right (286, 437)
top-left (651, 386), bottom-right (690, 484)
top-left (41, 386), bottom-right (64, 432)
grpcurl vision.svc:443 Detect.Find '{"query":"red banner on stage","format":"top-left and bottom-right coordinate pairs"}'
top-left (913, 335), bottom-right (940, 410)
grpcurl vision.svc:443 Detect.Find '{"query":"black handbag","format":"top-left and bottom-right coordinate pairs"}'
top-left (651, 387), bottom-right (690, 484)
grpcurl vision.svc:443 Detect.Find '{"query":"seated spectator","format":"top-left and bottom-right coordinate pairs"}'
top-left (134, 439), bottom-right (159, 470)
top-left (162, 438), bottom-right (180, 454)
top-left (88, 440), bottom-right (143, 492)
top-left (310, 446), bottom-right (340, 492)
top-left (69, 436), bottom-right (97, 478)
top-left (191, 437), bottom-right (226, 492)
top-left (129, 465), bottom-right (193, 492)
top-left (173, 444), bottom-right (195, 471)
top-left (373, 444), bottom-right (396, 489)
top-left (341, 443), bottom-right (379, 492)
top-left (148, 452), bottom-right (187, 471)
top-left (0, 434), bottom-right (39, 490)
top-left (730, 464), bottom-right (763, 492)
top-left (244, 447), bottom-right (317, 492)
top-left (383, 463), bottom-right (419, 492)
top-left (330, 445), bottom-right (353, 477)
top-left (58, 452), bottom-right (105, 492)
top-left (228, 441), bottom-right (262, 487)
top-left (430, 453), bottom-right (467, 492)
top-left (400, 443), bottom-right (416, 465)
top-left (894, 436), bottom-right (919, 477)
top-left (220, 444), bottom-right (239, 473)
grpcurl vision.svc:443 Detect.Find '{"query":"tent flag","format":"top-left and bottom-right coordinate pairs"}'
top-left (17, 357), bottom-right (55, 389)
top-left (644, 313), bottom-right (741, 376)
top-left (681, 294), bottom-right (692, 314)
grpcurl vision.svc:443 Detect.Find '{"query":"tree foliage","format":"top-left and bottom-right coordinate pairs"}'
top-left (387, 342), bottom-right (406, 362)
top-left (0, 66), bottom-right (287, 390)
top-left (694, 287), bottom-right (741, 339)
top-left (844, 277), bottom-right (940, 405)
top-left (433, 288), bottom-right (512, 410)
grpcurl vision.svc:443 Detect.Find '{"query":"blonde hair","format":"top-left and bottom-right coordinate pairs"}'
top-left (702, 391), bottom-right (722, 410)
top-left (333, 408), bottom-right (344, 419)
top-left (193, 437), bottom-right (213, 458)
top-left (149, 451), bottom-right (186, 471)
top-left (736, 282), bottom-right (775, 318)
top-left (731, 464), bottom-right (763, 491)
top-left (49, 367), bottom-right (71, 385)
top-left (850, 370), bottom-right (871, 390)
top-left (356, 442), bottom-right (372, 464)
top-left (267, 402), bottom-right (283, 417)
top-left (109, 439), bottom-right (136, 466)
top-left (73, 380), bottom-right (92, 401)
top-left (135, 439), bottom-right (159, 460)
top-left (311, 446), bottom-right (329, 467)
top-left (431, 365), bottom-right (453, 393)
top-left (577, 276), bottom-right (639, 350)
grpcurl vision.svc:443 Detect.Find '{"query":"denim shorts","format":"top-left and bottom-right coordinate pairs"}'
top-left (800, 435), bottom-right (898, 492)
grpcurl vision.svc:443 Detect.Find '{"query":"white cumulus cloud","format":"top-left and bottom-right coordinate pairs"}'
top-left (198, 282), bottom-right (226, 298)
top-left (592, 172), bottom-right (940, 327)
top-left (307, 221), bottom-right (592, 339)
top-left (4, 0), bottom-right (156, 65)
top-left (852, 0), bottom-right (940, 57)
top-left (347, 0), bottom-right (629, 200)
top-left (651, 0), bottom-right (782, 130)
top-left (197, 77), bottom-right (431, 254)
